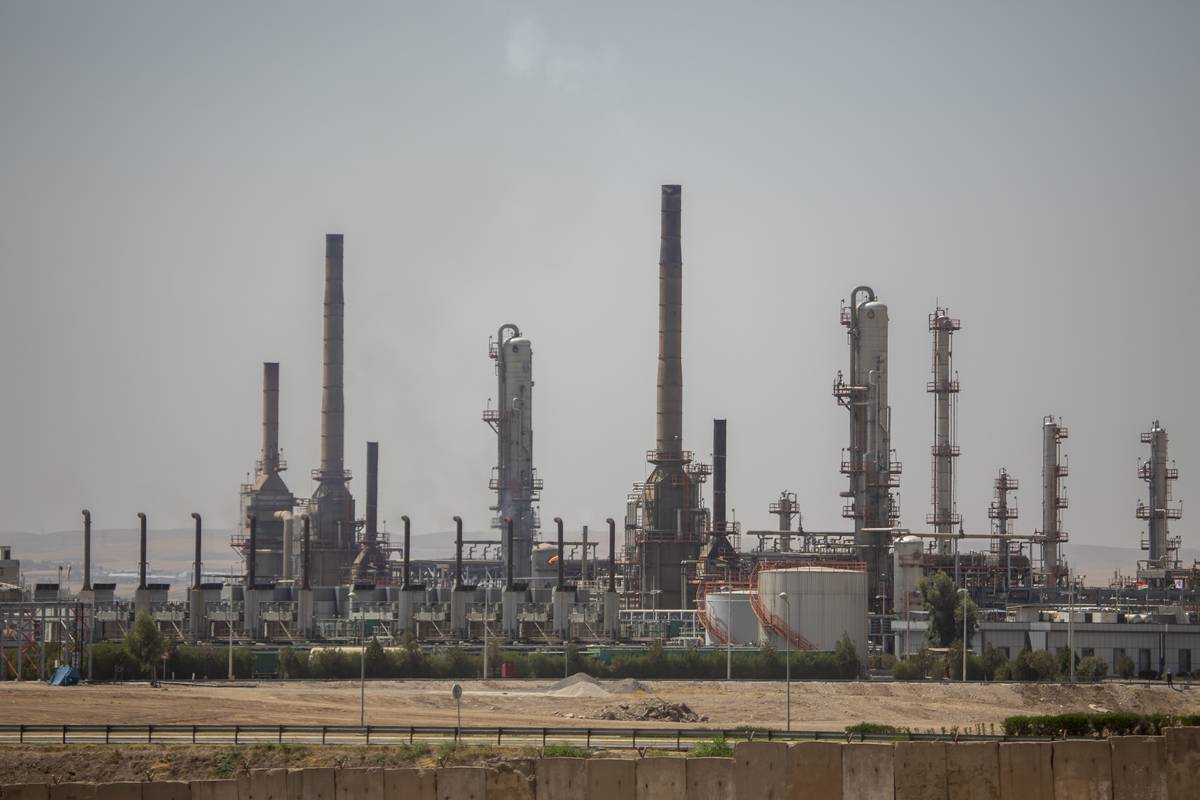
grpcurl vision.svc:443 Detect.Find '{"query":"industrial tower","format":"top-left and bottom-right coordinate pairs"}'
top-left (484, 324), bottom-right (542, 581)
top-left (768, 491), bottom-right (799, 552)
top-left (351, 441), bottom-right (389, 582)
top-left (834, 286), bottom-right (901, 612)
top-left (629, 185), bottom-right (707, 610)
top-left (1136, 420), bottom-right (1182, 584)
top-left (988, 468), bottom-right (1019, 588)
top-left (237, 362), bottom-right (296, 582)
top-left (1038, 415), bottom-right (1069, 587)
top-left (927, 307), bottom-right (961, 553)
top-left (306, 234), bottom-right (358, 586)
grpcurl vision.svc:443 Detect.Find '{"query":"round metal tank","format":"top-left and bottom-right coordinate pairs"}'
top-left (757, 567), bottom-right (868, 662)
top-left (704, 589), bottom-right (758, 645)
top-left (893, 536), bottom-right (924, 613)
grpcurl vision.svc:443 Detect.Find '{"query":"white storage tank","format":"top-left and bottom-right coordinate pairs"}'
top-left (892, 535), bottom-right (925, 613)
top-left (756, 566), bottom-right (868, 663)
top-left (703, 589), bottom-right (758, 646)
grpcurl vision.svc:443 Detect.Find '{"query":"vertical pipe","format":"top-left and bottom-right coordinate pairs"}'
top-left (656, 184), bottom-right (683, 456)
top-left (554, 517), bottom-right (565, 590)
top-left (136, 512), bottom-right (147, 590)
top-left (262, 362), bottom-right (280, 473)
top-left (401, 515), bottom-right (411, 587)
top-left (81, 510), bottom-right (92, 592)
top-left (606, 518), bottom-right (616, 593)
top-left (191, 513), bottom-right (202, 590)
top-left (505, 517), bottom-right (515, 590)
top-left (365, 442), bottom-right (379, 540)
top-left (300, 514), bottom-right (311, 590)
top-left (712, 420), bottom-right (727, 530)
top-left (320, 234), bottom-right (345, 479)
top-left (453, 516), bottom-right (463, 586)
top-left (247, 515), bottom-right (257, 589)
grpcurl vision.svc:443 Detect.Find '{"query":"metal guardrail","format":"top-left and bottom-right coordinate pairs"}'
top-left (0, 724), bottom-right (1052, 748)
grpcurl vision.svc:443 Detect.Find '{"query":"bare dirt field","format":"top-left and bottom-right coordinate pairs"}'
top-left (2, 677), bottom-right (1197, 732)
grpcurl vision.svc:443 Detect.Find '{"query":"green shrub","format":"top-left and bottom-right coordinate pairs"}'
top-left (690, 738), bottom-right (734, 758)
top-left (1012, 650), bottom-right (1059, 682)
top-left (1115, 654), bottom-right (1135, 679)
top-left (543, 744), bottom-right (589, 758)
top-left (1075, 656), bottom-right (1108, 683)
top-left (845, 723), bottom-right (899, 736)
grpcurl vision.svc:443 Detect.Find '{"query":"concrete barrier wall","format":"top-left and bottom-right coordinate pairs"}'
top-left (3, 732), bottom-right (1199, 800)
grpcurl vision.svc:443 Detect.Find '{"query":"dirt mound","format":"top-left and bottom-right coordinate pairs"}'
top-left (548, 682), bottom-right (612, 699)
top-left (549, 673), bottom-right (600, 691)
top-left (597, 699), bottom-right (706, 723)
top-left (609, 678), bottom-right (650, 694)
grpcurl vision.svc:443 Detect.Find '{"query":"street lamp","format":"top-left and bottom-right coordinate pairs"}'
top-left (957, 588), bottom-right (969, 681)
top-left (778, 591), bottom-right (790, 730)
top-left (724, 563), bottom-right (732, 681)
top-left (349, 589), bottom-right (365, 726)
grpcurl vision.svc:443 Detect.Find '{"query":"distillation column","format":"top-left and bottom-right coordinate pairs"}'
top-left (834, 286), bottom-right (900, 611)
top-left (988, 468), bottom-right (1019, 589)
top-left (768, 491), bottom-right (799, 553)
top-left (238, 362), bottom-right (295, 582)
top-left (484, 325), bottom-right (541, 581)
top-left (927, 307), bottom-right (961, 553)
top-left (1039, 416), bottom-right (1069, 587)
top-left (1137, 420), bottom-right (1182, 583)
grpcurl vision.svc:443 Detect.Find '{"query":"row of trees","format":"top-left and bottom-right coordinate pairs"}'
top-left (279, 634), bottom-right (862, 680)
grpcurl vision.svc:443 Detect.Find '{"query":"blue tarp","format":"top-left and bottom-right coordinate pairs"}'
top-left (48, 665), bottom-right (80, 686)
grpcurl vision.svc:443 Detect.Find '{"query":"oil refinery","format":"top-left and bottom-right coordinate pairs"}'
top-left (2, 184), bottom-right (1198, 680)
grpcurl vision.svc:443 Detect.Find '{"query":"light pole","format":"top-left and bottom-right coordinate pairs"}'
top-left (227, 598), bottom-right (235, 680)
top-left (778, 591), bottom-right (791, 730)
top-left (724, 563), bottom-right (732, 681)
top-left (1068, 572), bottom-right (1075, 683)
top-left (349, 589), bottom-right (364, 726)
top-left (483, 584), bottom-right (489, 681)
top-left (958, 588), bottom-right (969, 681)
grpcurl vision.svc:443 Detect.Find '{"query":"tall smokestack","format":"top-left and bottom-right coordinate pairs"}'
top-left (191, 513), bottom-right (202, 590)
top-left (262, 362), bottom-right (281, 473)
top-left (321, 234), bottom-right (345, 479)
top-left (712, 419), bottom-right (727, 530)
top-left (81, 510), bottom-right (92, 591)
top-left (137, 512), bottom-right (147, 590)
top-left (365, 441), bottom-right (378, 539)
top-left (656, 185), bottom-right (683, 457)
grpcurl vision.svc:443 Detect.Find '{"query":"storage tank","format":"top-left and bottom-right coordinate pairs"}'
top-left (756, 566), bottom-right (868, 663)
top-left (703, 589), bottom-right (758, 646)
top-left (892, 536), bottom-right (924, 614)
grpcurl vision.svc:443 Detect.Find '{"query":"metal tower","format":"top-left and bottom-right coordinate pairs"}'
top-left (1038, 415), bottom-right (1069, 587)
top-left (1137, 420), bottom-right (1182, 581)
top-left (483, 324), bottom-right (542, 581)
top-left (926, 307), bottom-right (961, 553)
top-left (768, 491), bottom-right (799, 552)
top-left (833, 285), bottom-right (901, 611)
top-left (988, 468), bottom-right (1019, 588)
top-left (237, 361), bottom-right (296, 582)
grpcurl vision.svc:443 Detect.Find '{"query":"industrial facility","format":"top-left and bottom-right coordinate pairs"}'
top-left (3, 184), bottom-right (1199, 683)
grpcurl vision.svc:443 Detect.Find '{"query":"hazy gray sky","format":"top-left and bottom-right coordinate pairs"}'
top-left (2, 3), bottom-right (1198, 571)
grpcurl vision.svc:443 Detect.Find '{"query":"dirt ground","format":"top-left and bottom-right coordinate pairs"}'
top-left (2, 678), bottom-right (1197, 732)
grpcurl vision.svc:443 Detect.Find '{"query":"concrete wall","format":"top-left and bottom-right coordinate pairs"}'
top-left (2, 733), bottom-right (1199, 800)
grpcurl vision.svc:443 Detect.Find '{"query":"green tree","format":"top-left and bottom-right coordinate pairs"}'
top-left (834, 634), bottom-right (862, 678)
top-left (918, 572), bottom-right (977, 646)
top-left (1115, 653), bottom-right (1136, 679)
top-left (1076, 656), bottom-right (1108, 683)
top-left (125, 610), bottom-right (165, 680)
top-left (364, 637), bottom-right (388, 678)
top-left (1012, 649), bottom-right (1059, 682)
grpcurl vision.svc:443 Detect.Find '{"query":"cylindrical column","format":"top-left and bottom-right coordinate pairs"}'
top-left (606, 518), bottom-right (617, 593)
top-left (365, 442), bottom-right (379, 540)
top-left (554, 517), bottom-right (565, 590)
top-left (81, 510), bottom-right (92, 591)
top-left (453, 516), bottom-right (463, 586)
top-left (247, 515), bottom-right (257, 588)
top-left (136, 512), bottom-right (147, 590)
top-left (401, 515), bottom-right (411, 587)
top-left (505, 517), bottom-right (515, 590)
top-left (320, 234), bottom-right (345, 478)
top-left (656, 184), bottom-right (683, 456)
top-left (191, 513), bottom-right (202, 590)
top-left (262, 362), bottom-right (280, 473)
top-left (712, 420), bottom-right (727, 530)
top-left (300, 514), bottom-right (311, 590)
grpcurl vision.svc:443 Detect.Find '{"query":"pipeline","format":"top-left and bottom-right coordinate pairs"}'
top-left (506, 517), bottom-right (515, 590)
top-left (453, 515), bottom-right (463, 586)
top-left (247, 515), bottom-right (257, 588)
top-left (401, 515), bottom-right (411, 587)
top-left (300, 514), bottom-right (311, 590)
